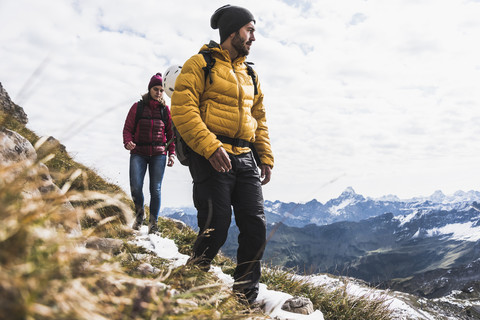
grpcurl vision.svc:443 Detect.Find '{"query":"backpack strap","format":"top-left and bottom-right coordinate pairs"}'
top-left (160, 104), bottom-right (168, 126)
top-left (134, 99), bottom-right (145, 133)
top-left (245, 62), bottom-right (258, 96)
top-left (199, 51), bottom-right (258, 95)
top-left (200, 50), bottom-right (216, 84)
top-left (134, 98), bottom-right (169, 138)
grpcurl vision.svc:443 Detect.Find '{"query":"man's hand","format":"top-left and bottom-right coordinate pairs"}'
top-left (209, 147), bottom-right (232, 172)
top-left (260, 164), bottom-right (272, 185)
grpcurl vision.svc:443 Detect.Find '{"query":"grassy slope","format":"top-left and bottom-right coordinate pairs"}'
top-left (0, 110), bottom-right (396, 320)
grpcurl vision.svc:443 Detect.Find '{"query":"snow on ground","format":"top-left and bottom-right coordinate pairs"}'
top-left (302, 274), bottom-right (437, 320)
top-left (132, 226), bottom-right (189, 267)
top-left (131, 226), bottom-right (325, 319)
top-left (130, 226), bottom-right (456, 320)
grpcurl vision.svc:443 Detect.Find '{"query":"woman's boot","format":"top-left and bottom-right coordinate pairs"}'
top-left (132, 206), bottom-right (144, 230)
top-left (148, 214), bottom-right (159, 234)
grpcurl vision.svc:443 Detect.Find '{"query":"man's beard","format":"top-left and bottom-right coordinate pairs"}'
top-left (232, 32), bottom-right (250, 57)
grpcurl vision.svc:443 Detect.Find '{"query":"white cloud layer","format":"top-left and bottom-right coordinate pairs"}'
top-left (1, 0), bottom-right (480, 207)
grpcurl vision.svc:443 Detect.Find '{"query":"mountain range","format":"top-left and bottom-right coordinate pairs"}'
top-left (162, 187), bottom-right (480, 228)
top-left (162, 188), bottom-right (480, 301)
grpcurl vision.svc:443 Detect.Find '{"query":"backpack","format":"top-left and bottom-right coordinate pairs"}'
top-left (134, 98), bottom-right (171, 147)
top-left (174, 50), bottom-right (259, 166)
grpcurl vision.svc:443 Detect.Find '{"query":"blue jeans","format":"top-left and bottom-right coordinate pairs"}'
top-left (129, 154), bottom-right (166, 222)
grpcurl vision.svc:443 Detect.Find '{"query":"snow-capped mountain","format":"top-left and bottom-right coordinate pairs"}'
top-left (162, 187), bottom-right (480, 228)
top-left (262, 187), bottom-right (480, 227)
top-left (162, 189), bottom-right (480, 307)
top-left (217, 202), bottom-right (480, 301)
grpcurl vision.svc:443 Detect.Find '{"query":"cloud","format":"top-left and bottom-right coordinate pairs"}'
top-left (349, 13), bottom-right (367, 26)
top-left (1, 0), bottom-right (480, 207)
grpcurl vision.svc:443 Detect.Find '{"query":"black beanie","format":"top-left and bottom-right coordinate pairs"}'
top-left (210, 5), bottom-right (255, 44)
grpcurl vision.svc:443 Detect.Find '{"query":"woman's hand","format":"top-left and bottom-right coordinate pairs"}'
top-left (167, 154), bottom-right (175, 167)
top-left (125, 141), bottom-right (136, 150)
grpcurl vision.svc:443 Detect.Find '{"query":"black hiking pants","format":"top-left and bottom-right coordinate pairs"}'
top-left (188, 150), bottom-right (266, 303)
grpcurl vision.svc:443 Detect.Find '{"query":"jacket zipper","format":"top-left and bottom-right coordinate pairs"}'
top-left (149, 117), bottom-right (154, 156)
top-left (232, 63), bottom-right (243, 140)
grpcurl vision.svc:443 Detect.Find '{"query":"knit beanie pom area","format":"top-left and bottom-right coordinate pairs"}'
top-left (148, 73), bottom-right (163, 90)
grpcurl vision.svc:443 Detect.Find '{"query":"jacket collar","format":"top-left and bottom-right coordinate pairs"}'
top-left (200, 40), bottom-right (247, 65)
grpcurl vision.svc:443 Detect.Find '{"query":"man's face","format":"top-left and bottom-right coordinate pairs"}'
top-left (232, 21), bottom-right (256, 57)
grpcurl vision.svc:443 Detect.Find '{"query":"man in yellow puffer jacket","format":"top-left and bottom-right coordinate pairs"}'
top-left (171, 5), bottom-right (274, 305)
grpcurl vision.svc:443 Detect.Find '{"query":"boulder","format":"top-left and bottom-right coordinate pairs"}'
top-left (0, 128), bottom-right (74, 213)
top-left (0, 82), bottom-right (28, 125)
top-left (85, 237), bottom-right (124, 255)
top-left (0, 127), bottom-right (37, 183)
top-left (281, 296), bottom-right (314, 315)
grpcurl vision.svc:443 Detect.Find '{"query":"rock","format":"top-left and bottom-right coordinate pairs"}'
top-left (85, 237), bottom-right (123, 254)
top-left (175, 298), bottom-right (198, 308)
top-left (137, 263), bottom-right (160, 275)
top-left (0, 127), bottom-right (36, 163)
top-left (0, 128), bottom-right (74, 212)
top-left (169, 218), bottom-right (189, 231)
top-left (0, 82), bottom-right (28, 125)
top-left (0, 127), bottom-right (37, 184)
top-left (36, 135), bottom-right (67, 158)
top-left (281, 296), bottom-right (314, 315)
top-left (467, 305), bottom-right (480, 318)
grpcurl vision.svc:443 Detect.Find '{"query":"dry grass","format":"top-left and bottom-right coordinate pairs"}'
top-left (0, 108), bottom-right (266, 319)
top-left (0, 157), bottom-right (266, 319)
top-left (260, 266), bottom-right (394, 320)
top-left (1, 110), bottom-right (399, 320)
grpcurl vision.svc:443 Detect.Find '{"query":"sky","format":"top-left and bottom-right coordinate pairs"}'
top-left (1, 0), bottom-right (480, 207)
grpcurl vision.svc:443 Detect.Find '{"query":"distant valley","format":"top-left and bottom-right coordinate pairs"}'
top-left (161, 188), bottom-right (480, 300)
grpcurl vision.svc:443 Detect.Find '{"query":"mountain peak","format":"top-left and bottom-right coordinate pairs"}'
top-left (337, 187), bottom-right (365, 201)
top-left (341, 186), bottom-right (356, 196)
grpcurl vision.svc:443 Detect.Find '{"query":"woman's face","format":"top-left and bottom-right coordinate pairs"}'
top-left (150, 85), bottom-right (164, 101)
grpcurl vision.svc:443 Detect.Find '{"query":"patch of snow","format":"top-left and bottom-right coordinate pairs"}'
top-left (394, 211), bottom-right (419, 227)
top-left (411, 229), bottom-right (421, 239)
top-left (424, 222), bottom-right (480, 242)
top-left (273, 202), bottom-right (281, 211)
top-left (328, 198), bottom-right (355, 216)
top-left (433, 292), bottom-right (474, 308)
top-left (300, 274), bottom-right (437, 320)
top-left (131, 226), bottom-right (189, 267)
top-left (284, 212), bottom-right (304, 220)
top-left (133, 228), bottom-right (325, 320)
top-left (130, 225), bottom-right (468, 320)
top-left (257, 284), bottom-right (325, 320)
top-left (372, 194), bottom-right (401, 202)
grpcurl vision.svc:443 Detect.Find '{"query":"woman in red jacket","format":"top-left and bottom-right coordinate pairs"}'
top-left (122, 73), bottom-right (175, 233)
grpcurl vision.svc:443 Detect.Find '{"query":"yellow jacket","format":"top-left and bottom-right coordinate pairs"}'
top-left (171, 42), bottom-right (274, 168)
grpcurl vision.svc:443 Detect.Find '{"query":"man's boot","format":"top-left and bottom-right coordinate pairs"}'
top-left (148, 214), bottom-right (159, 234)
top-left (132, 206), bottom-right (144, 230)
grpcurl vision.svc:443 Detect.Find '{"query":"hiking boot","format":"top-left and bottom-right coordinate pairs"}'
top-left (148, 216), bottom-right (159, 234)
top-left (132, 206), bottom-right (144, 230)
top-left (233, 284), bottom-right (259, 306)
top-left (132, 219), bottom-right (142, 230)
top-left (186, 256), bottom-right (211, 272)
